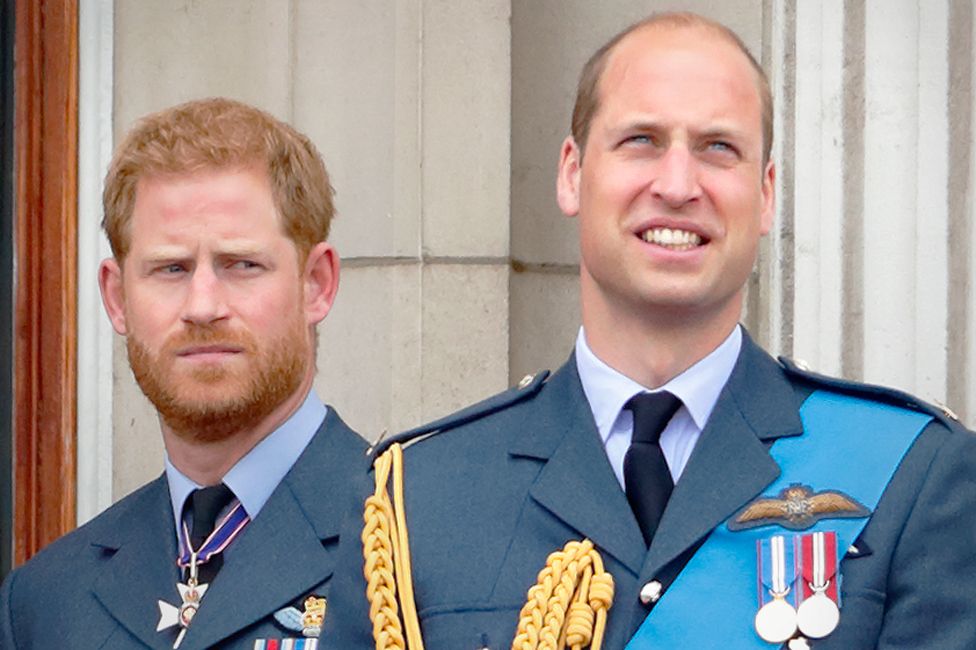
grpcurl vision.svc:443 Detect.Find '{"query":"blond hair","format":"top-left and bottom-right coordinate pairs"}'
top-left (102, 97), bottom-right (335, 261)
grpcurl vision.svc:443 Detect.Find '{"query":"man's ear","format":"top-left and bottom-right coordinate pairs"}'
top-left (759, 159), bottom-right (776, 235)
top-left (303, 242), bottom-right (340, 325)
top-left (556, 136), bottom-right (582, 218)
top-left (98, 258), bottom-right (128, 335)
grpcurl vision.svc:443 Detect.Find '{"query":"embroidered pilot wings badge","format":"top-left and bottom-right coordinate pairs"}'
top-left (729, 483), bottom-right (870, 531)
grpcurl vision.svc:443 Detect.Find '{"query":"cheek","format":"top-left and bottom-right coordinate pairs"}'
top-left (583, 164), bottom-right (649, 209)
top-left (122, 290), bottom-right (178, 337)
top-left (235, 282), bottom-right (306, 331)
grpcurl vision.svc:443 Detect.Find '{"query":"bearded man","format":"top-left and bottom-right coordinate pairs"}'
top-left (0, 98), bottom-right (367, 649)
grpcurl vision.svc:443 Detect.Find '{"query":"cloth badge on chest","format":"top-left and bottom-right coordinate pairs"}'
top-left (729, 483), bottom-right (869, 531)
top-left (271, 594), bottom-right (326, 638)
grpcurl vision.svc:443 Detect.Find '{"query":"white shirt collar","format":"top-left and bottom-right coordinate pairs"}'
top-left (575, 325), bottom-right (742, 444)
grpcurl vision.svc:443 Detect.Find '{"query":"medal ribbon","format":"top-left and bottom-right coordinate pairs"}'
top-left (177, 500), bottom-right (251, 568)
top-left (757, 535), bottom-right (798, 607)
top-left (799, 531), bottom-right (839, 604)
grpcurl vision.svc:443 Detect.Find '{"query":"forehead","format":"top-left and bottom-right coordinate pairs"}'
top-left (129, 167), bottom-right (281, 240)
top-left (595, 24), bottom-right (763, 127)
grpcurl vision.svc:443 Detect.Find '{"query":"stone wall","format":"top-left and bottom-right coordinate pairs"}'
top-left (97, 0), bottom-right (975, 501)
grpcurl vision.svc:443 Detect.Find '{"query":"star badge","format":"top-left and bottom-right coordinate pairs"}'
top-left (157, 581), bottom-right (209, 649)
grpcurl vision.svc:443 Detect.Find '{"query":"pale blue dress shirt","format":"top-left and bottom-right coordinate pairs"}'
top-left (164, 389), bottom-right (327, 545)
top-left (575, 325), bottom-right (742, 489)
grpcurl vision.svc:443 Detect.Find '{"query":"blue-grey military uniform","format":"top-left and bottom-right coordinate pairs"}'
top-left (0, 409), bottom-right (369, 649)
top-left (323, 331), bottom-right (976, 649)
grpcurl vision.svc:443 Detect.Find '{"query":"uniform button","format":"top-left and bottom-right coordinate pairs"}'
top-left (639, 580), bottom-right (663, 604)
top-left (517, 373), bottom-right (535, 389)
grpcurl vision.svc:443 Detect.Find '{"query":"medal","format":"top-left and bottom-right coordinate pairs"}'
top-left (157, 555), bottom-right (209, 649)
top-left (788, 636), bottom-right (811, 650)
top-left (796, 531), bottom-right (841, 638)
top-left (755, 535), bottom-right (799, 643)
top-left (157, 500), bottom-right (251, 648)
top-left (755, 597), bottom-right (798, 644)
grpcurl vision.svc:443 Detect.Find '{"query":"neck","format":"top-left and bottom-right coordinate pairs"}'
top-left (581, 292), bottom-right (742, 389)
top-left (162, 371), bottom-right (314, 486)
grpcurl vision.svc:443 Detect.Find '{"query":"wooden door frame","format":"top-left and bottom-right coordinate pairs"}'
top-left (13, 0), bottom-right (79, 565)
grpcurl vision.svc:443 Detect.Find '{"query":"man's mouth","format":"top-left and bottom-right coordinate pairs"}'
top-left (175, 344), bottom-right (244, 357)
top-left (639, 227), bottom-right (705, 251)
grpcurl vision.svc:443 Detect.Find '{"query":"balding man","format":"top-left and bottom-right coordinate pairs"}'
top-left (326, 13), bottom-right (976, 649)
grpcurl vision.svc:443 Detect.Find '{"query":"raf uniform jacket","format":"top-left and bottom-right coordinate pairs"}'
top-left (0, 409), bottom-right (369, 649)
top-left (324, 332), bottom-right (976, 649)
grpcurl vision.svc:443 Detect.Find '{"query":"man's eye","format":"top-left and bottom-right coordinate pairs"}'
top-left (161, 263), bottom-right (185, 274)
top-left (707, 141), bottom-right (737, 154)
top-left (624, 134), bottom-right (655, 146)
top-left (231, 260), bottom-right (261, 270)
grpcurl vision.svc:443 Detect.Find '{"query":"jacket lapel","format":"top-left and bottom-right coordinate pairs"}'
top-left (639, 333), bottom-right (805, 582)
top-left (91, 477), bottom-right (181, 650)
top-left (182, 410), bottom-right (367, 649)
top-left (513, 358), bottom-right (647, 577)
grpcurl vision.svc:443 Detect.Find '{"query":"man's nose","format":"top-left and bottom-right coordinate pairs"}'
top-left (650, 145), bottom-right (702, 208)
top-left (181, 266), bottom-right (229, 325)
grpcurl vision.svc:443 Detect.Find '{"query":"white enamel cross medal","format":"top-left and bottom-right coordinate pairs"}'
top-left (157, 553), bottom-right (209, 649)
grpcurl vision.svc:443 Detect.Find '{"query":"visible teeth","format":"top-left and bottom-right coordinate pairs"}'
top-left (641, 227), bottom-right (702, 249)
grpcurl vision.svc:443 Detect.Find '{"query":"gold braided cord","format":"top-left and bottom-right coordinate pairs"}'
top-left (511, 539), bottom-right (614, 650)
top-left (362, 444), bottom-right (425, 650)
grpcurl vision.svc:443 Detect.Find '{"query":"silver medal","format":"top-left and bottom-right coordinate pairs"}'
top-left (754, 596), bottom-right (798, 643)
top-left (755, 535), bottom-right (799, 644)
top-left (797, 589), bottom-right (840, 638)
top-left (797, 532), bottom-right (841, 639)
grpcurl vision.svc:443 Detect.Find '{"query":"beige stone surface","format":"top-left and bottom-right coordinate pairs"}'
top-left (420, 263), bottom-right (510, 421)
top-left (292, 0), bottom-right (421, 259)
top-left (315, 263), bottom-right (423, 442)
top-left (111, 337), bottom-right (165, 500)
top-left (509, 270), bottom-right (581, 382)
top-left (113, 0), bottom-right (292, 133)
top-left (420, 0), bottom-right (512, 258)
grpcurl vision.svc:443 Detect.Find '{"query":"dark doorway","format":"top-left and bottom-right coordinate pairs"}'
top-left (1, 0), bottom-right (16, 580)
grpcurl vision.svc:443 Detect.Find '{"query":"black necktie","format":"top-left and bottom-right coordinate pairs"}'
top-left (624, 392), bottom-right (682, 546)
top-left (187, 483), bottom-right (235, 584)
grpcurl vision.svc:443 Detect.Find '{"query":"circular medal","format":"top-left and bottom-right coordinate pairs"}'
top-left (754, 598), bottom-right (798, 643)
top-left (797, 591), bottom-right (840, 638)
top-left (788, 637), bottom-right (811, 650)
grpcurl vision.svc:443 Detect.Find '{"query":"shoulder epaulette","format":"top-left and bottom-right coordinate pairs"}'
top-left (778, 356), bottom-right (964, 430)
top-left (370, 370), bottom-right (551, 458)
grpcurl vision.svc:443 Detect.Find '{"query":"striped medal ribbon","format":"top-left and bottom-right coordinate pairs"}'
top-left (754, 535), bottom-right (799, 644)
top-left (796, 531), bottom-right (841, 639)
top-left (157, 500), bottom-right (251, 648)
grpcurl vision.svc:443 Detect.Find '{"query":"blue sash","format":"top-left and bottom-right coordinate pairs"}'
top-left (625, 390), bottom-right (931, 648)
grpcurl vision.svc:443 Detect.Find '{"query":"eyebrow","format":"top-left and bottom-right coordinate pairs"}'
top-left (613, 117), bottom-right (748, 139)
top-left (137, 242), bottom-right (268, 264)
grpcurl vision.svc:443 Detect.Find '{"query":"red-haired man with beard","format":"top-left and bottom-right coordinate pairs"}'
top-left (1, 98), bottom-right (367, 649)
